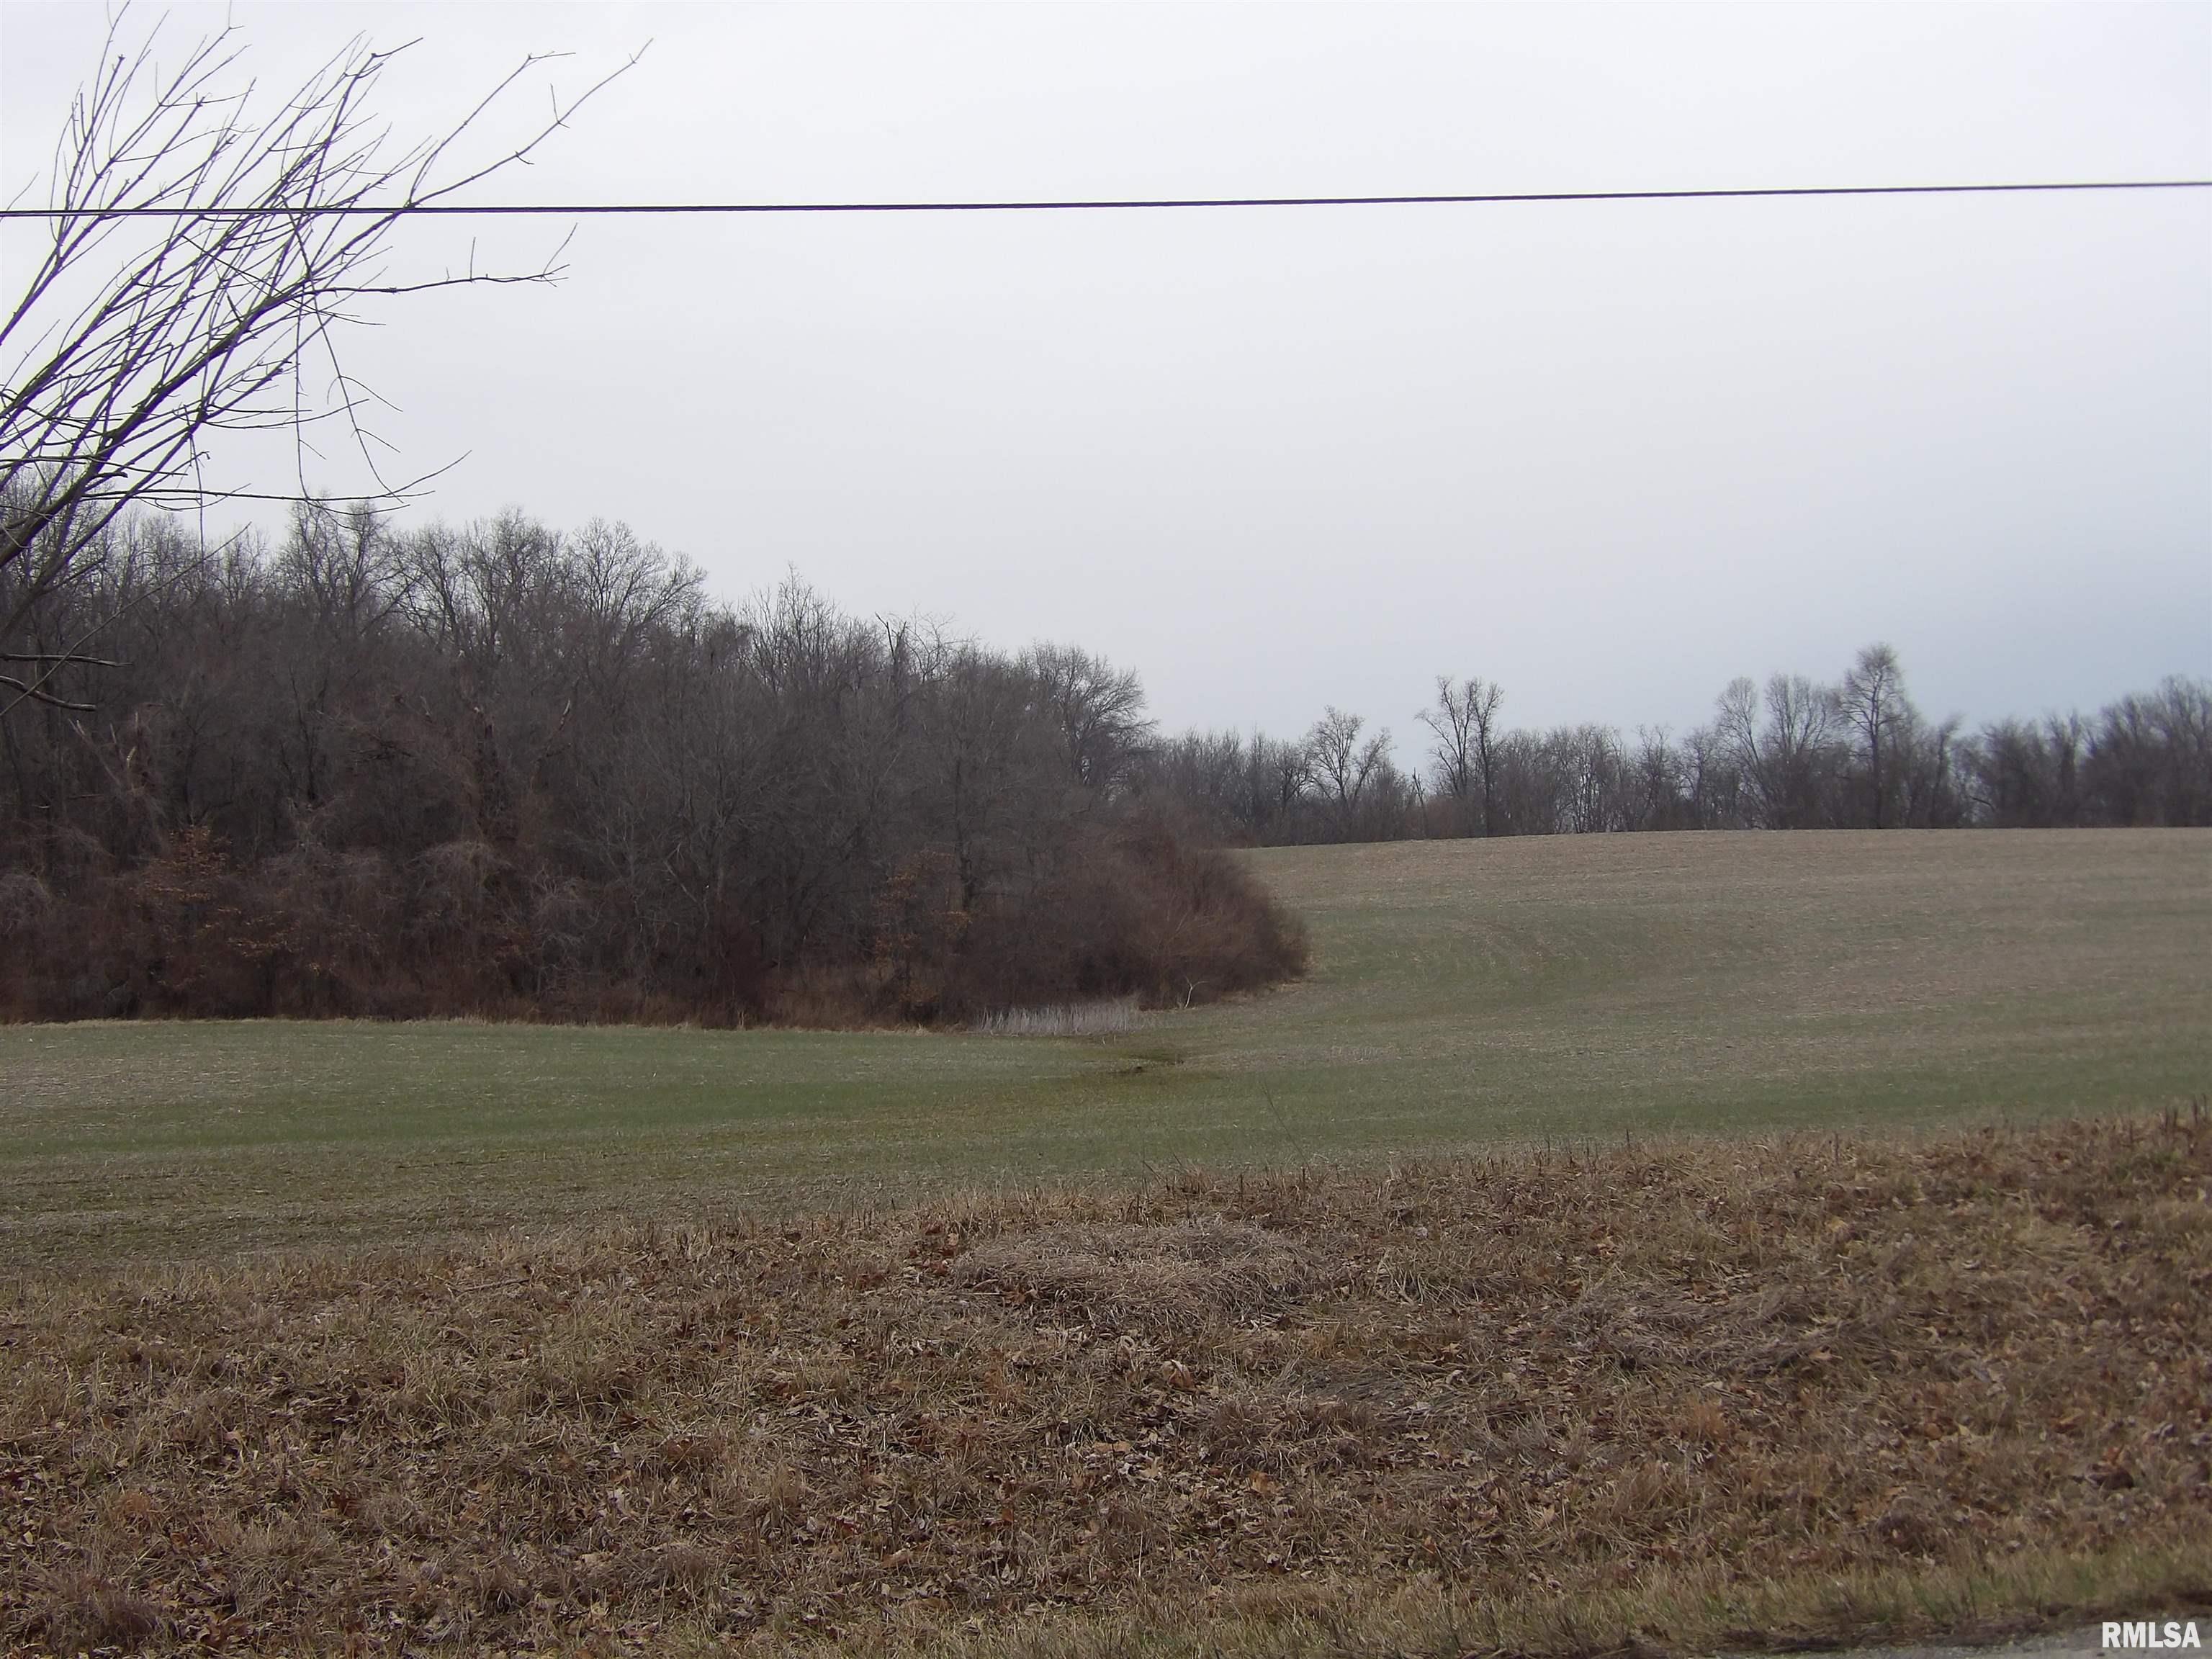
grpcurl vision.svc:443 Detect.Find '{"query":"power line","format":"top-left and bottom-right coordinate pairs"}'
top-left (1, 178), bottom-right (2206, 220)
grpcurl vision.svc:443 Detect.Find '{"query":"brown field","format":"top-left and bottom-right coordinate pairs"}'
top-left (5, 1113), bottom-right (2208, 1656)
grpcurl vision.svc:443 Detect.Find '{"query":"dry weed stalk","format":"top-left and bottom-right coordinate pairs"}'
top-left (970, 998), bottom-right (1139, 1038)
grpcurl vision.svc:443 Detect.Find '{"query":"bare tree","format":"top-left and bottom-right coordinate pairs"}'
top-left (1681, 721), bottom-right (1745, 827)
top-left (1, 11), bottom-right (635, 714)
top-left (1762, 673), bottom-right (1842, 828)
top-left (1899, 711), bottom-right (1966, 827)
top-left (1419, 674), bottom-right (1503, 836)
top-left (1305, 706), bottom-right (1391, 835)
top-left (1023, 644), bottom-right (1153, 795)
top-left (1626, 725), bottom-right (1691, 830)
top-left (1712, 676), bottom-right (1766, 816)
top-left (1839, 643), bottom-right (1912, 827)
top-left (2086, 676), bottom-right (2212, 827)
top-left (1247, 733), bottom-right (1311, 842)
top-left (1966, 716), bottom-right (2077, 827)
top-left (1714, 672), bottom-right (1842, 828)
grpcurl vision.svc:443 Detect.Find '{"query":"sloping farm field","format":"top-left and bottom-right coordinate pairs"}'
top-left (1, 830), bottom-right (2208, 1653)
top-left (1, 829), bottom-right (2204, 1264)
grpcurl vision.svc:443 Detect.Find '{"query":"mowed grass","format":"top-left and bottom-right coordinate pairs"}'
top-left (3, 830), bottom-right (2206, 1264)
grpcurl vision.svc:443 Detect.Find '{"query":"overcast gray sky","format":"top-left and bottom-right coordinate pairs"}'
top-left (4, 2), bottom-right (2208, 748)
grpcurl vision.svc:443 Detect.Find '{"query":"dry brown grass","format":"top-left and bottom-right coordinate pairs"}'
top-left (4, 1113), bottom-right (2208, 1656)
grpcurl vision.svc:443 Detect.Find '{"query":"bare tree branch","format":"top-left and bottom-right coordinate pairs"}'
top-left (1, 7), bottom-right (637, 715)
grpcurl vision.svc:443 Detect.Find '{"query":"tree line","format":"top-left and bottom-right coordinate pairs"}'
top-left (0, 507), bottom-right (1302, 1022)
top-left (2, 503), bottom-right (2203, 1027)
top-left (6, 18), bottom-right (2203, 1029)
top-left (1139, 649), bottom-right (2211, 845)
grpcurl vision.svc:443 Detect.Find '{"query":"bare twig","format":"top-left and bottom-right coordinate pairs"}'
top-left (0, 8), bottom-right (638, 714)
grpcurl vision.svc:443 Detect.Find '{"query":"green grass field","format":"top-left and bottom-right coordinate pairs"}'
top-left (4, 829), bottom-right (2205, 1264)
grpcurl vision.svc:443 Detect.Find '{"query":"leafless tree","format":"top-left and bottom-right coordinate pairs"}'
top-left (1140, 729), bottom-right (1250, 840)
top-left (1965, 716), bottom-right (2076, 827)
top-left (1839, 643), bottom-right (1912, 827)
top-left (1715, 672), bottom-right (1841, 828)
top-left (2085, 676), bottom-right (2212, 826)
top-left (1899, 711), bottom-right (1966, 827)
top-left (1626, 725), bottom-right (1691, 830)
top-left (1023, 644), bottom-right (1153, 795)
top-left (1419, 674), bottom-right (1503, 836)
top-left (1764, 673), bottom-right (1843, 828)
top-left (1680, 721), bottom-right (1745, 828)
top-left (1305, 706), bottom-right (1391, 833)
top-left (1255, 734), bottom-right (1311, 835)
top-left (1, 9), bottom-right (635, 713)
top-left (1712, 676), bottom-right (1766, 809)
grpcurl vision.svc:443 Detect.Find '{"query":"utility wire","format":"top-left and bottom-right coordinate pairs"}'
top-left (1, 178), bottom-right (2206, 219)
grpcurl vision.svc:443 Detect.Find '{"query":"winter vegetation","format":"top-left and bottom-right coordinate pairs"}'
top-left (6, 14), bottom-right (2209, 1658)
top-left (0, 507), bottom-right (1303, 1025)
top-left (1145, 654), bottom-right (2212, 847)
top-left (6, 1115), bottom-right (2207, 1653)
top-left (1, 504), bottom-right (2203, 1028)
top-left (972, 997), bottom-right (1139, 1038)
top-left (1, 18), bottom-right (2201, 1030)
